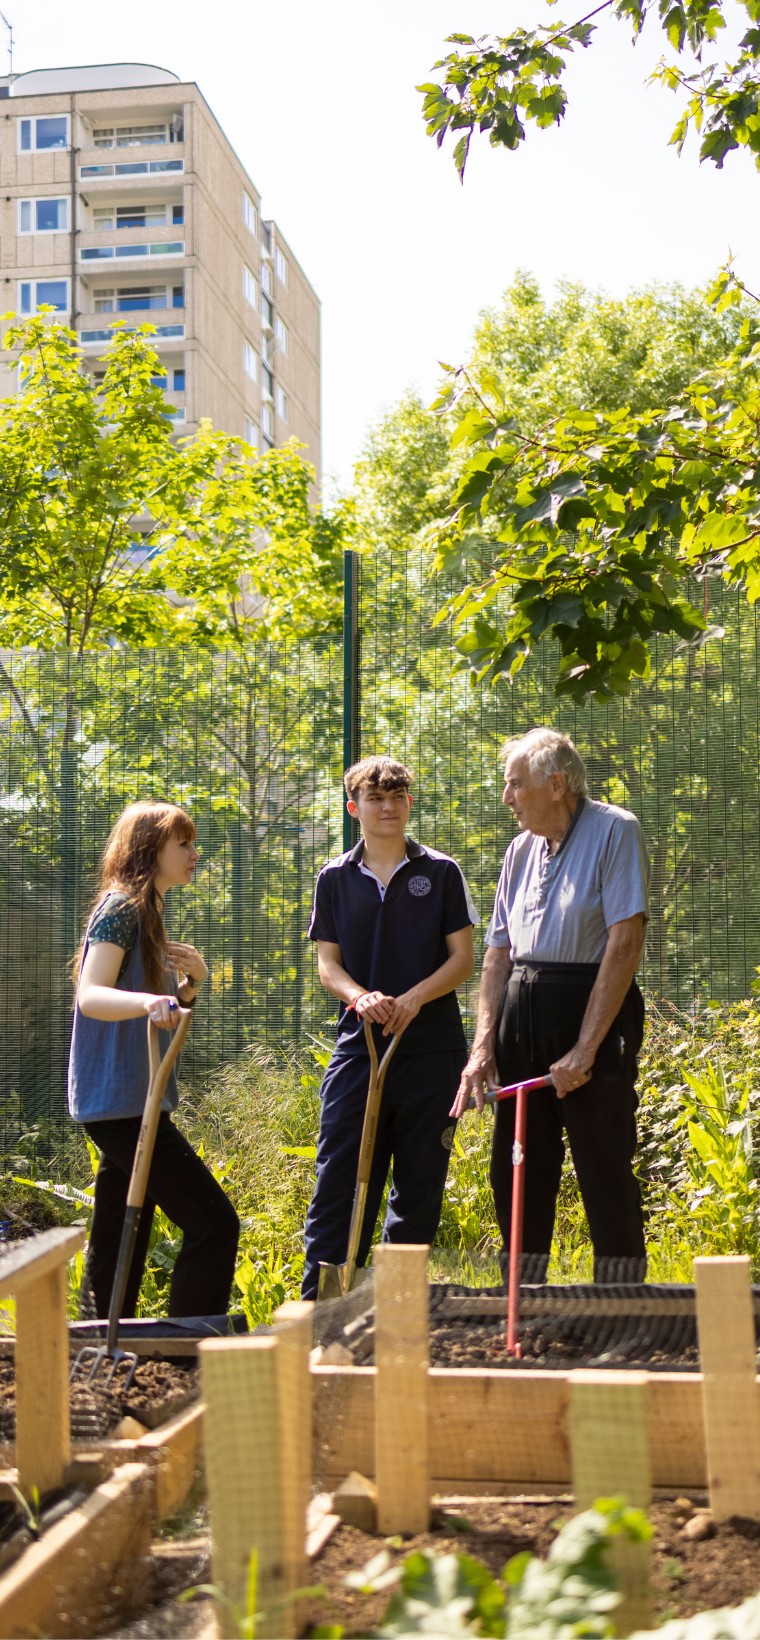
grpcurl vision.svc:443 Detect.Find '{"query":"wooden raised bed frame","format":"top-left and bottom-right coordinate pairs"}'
top-left (2, 1235), bottom-right (760, 1637)
top-left (0, 1228), bottom-right (206, 1639)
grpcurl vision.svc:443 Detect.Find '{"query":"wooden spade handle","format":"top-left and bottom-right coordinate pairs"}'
top-left (355, 1017), bottom-right (400, 1188)
top-left (125, 1008), bottom-right (192, 1210)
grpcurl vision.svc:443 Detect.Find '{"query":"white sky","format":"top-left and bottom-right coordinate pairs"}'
top-left (15, 0), bottom-right (760, 494)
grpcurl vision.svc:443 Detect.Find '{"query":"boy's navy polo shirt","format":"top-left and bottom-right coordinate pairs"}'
top-left (308, 837), bottom-right (477, 1056)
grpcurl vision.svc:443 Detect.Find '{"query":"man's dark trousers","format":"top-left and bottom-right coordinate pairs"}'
top-left (301, 1043), bottom-right (463, 1299)
top-left (490, 963), bottom-right (646, 1281)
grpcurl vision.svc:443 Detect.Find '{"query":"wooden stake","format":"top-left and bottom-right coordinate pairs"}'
top-left (10, 1227), bottom-right (85, 1499)
top-left (569, 1369), bottom-right (652, 1637)
top-left (200, 1335), bottom-right (292, 1640)
top-left (695, 1255), bottom-right (760, 1522)
top-left (15, 1263), bottom-right (70, 1499)
top-left (374, 1243), bottom-right (429, 1533)
top-left (273, 1299), bottom-right (314, 1616)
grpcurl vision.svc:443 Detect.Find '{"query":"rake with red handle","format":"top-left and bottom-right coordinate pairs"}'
top-left (466, 1073), bottom-right (554, 1357)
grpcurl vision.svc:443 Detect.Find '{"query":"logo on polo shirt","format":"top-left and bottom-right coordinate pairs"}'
top-left (408, 875), bottom-right (432, 897)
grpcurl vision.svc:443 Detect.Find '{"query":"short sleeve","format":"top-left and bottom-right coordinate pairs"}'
top-left (88, 893), bottom-right (139, 956)
top-left (308, 869), bottom-right (338, 943)
top-left (600, 817), bottom-right (650, 927)
top-left (443, 861), bottom-right (479, 932)
top-left (485, 854), bottom-right (512, 948)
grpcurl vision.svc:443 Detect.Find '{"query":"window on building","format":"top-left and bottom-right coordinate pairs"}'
top-left (243, 193), bottom-right (257, 236)
top-left (275, 385), bottom-right (289, 423)
top-left (80, 322), bottom-right (185, 342)
top-left (172, 285), bottom-right (184, 309)
top-left (261, 333), bottom-right (275, 368)
top-left (173, 368), bottom-right (186, 391)
top-left (172, 204), bottom-right (184, 225)
top-left (245, 418), bottom-right (259, 450)
top-left (261, 263), bottom-right (272, 297)
top-left (275, 316), bottom-right (289, 356)
top-left (243, 265), bottom-right (257, 307)
top-left (19, 115), bottom-right (69, 152)
top-left (261, 221), bottom-right (272, 255)
top-left (262, 364), bottom-right (274, 401)
top-left (275, 247), bottom-right (288, 286)
top-left (262, 403), bottom-right (274, 445)
top-left (19, 197), bottom-right (69, 233)
top-left (78, 159), bottom-right (184, 178)
top-left (93, 203), bottom-right (169, 230)
top-left (18, 278), bottom-right (68, 315)
top-left (244, 341), bottom-right (258, 380)
top-left (94, 285), bottom-right (179, 313)
top-left (92, 124), bottom-right (169, 148)
top-left (261, 294), bottom-right (273, 329)
top-left (80, 241), bottom-right (184, 261)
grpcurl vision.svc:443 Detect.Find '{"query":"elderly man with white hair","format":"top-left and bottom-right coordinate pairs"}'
top-left (451, 727), bottom-right (649, 1282)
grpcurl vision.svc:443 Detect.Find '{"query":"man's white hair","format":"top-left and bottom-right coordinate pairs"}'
top-left (500, 728), bottom-right (588, 796)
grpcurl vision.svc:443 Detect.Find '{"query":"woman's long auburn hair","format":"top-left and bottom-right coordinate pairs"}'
top-left (72, 801), bottom-right (196, 991)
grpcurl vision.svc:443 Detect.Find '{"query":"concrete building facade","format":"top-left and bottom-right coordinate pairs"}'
top-left (0, 63), bottom-right (321, 468)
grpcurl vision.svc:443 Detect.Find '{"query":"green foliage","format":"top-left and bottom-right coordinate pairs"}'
top-left (17, 1152), bottom-right (186, 1319)
top-left (429, 321), bottom-right (760, 701)
top-left (635, 1001), bottom-right (760, 1269)
top-left (0, 316), bottom-right (345, 654)
top-left (679, 1061), bottom-right (759, 1253)
top-left (417, 6), bottom-right (760, 702)
top-left (419, 2), bottom-right (760, 180)
top-left (351, 276), bottom-right (760, 702)
top-left (344, 1500), bottom-right (649, 1638)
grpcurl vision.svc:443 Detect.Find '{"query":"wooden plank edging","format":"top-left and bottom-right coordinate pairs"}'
top-left (0, 1461), bottom-right (153, 1640)
top-left (313, 1364), bottom-right (710, 1490)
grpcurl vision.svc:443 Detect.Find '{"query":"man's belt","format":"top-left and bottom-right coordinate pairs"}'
top-left (509, 960), bottom-right (600, 983)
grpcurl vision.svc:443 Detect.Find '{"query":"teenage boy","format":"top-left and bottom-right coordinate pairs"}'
top-left (301, 755), bottom-right (477, 1299)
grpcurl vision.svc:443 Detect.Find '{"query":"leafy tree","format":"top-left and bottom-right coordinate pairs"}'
top-left (0, 314), bottom-right (344, 654)
top-left (429, 276), bottom-right (760, 700)
top-left (419, 1), bottom-right (760, 180)
top-left (417, 6), bottom-right (760, 702)
top-left (0, 317), bottom-right (347, 1128)
top-left (348, 282), bottom-right (760, 1022)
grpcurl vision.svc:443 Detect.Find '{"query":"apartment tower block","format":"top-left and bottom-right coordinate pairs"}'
top-left (0, 62), bottom-right (321, 465)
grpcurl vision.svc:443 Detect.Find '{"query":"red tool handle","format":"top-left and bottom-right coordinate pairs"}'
top-left (466, 1073), bottom-right (553, 1110)
top-left (506, 1082), bottom-right (529, 1358)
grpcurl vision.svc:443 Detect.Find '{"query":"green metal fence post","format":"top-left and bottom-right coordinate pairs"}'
top-left (343, 550), bottom-right (360, 851)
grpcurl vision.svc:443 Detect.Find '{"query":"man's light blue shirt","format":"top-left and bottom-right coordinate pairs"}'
top-left (485, 798), bottom-right (650, 964)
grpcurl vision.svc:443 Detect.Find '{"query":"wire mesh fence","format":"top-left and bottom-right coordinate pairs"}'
top-left (2, 556), bottom-right (760, 1160)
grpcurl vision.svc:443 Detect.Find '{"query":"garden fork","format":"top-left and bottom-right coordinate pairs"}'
top-left (71, 1006), bottom-right (192, 1389)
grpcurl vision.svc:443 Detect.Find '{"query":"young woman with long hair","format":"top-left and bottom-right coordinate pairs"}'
top-left (69, 801), bottom-right (239, 1319)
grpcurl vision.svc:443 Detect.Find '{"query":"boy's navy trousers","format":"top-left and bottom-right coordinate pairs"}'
top-left (301, 1044), bottom-right (464, 1299)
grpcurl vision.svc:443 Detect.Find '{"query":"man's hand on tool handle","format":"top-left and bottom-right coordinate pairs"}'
top-left (353, 988), bottom-right (421, 1037)
top-left (547, 1047), bottom-right (593, 1099)
top-left (449, 1044), bottom-right (500, 1119)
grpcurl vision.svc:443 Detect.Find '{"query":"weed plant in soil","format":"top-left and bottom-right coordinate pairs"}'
top-left (10, 1000), bottom-right (760, 1324)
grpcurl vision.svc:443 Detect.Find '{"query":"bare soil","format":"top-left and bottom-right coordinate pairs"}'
top-left (426, 1317), bottom-right (699, 1371)
top-left (0, 1354), bottom-right (199, 1443)
top-left (100, 1495), bottom-right (760, 1637)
